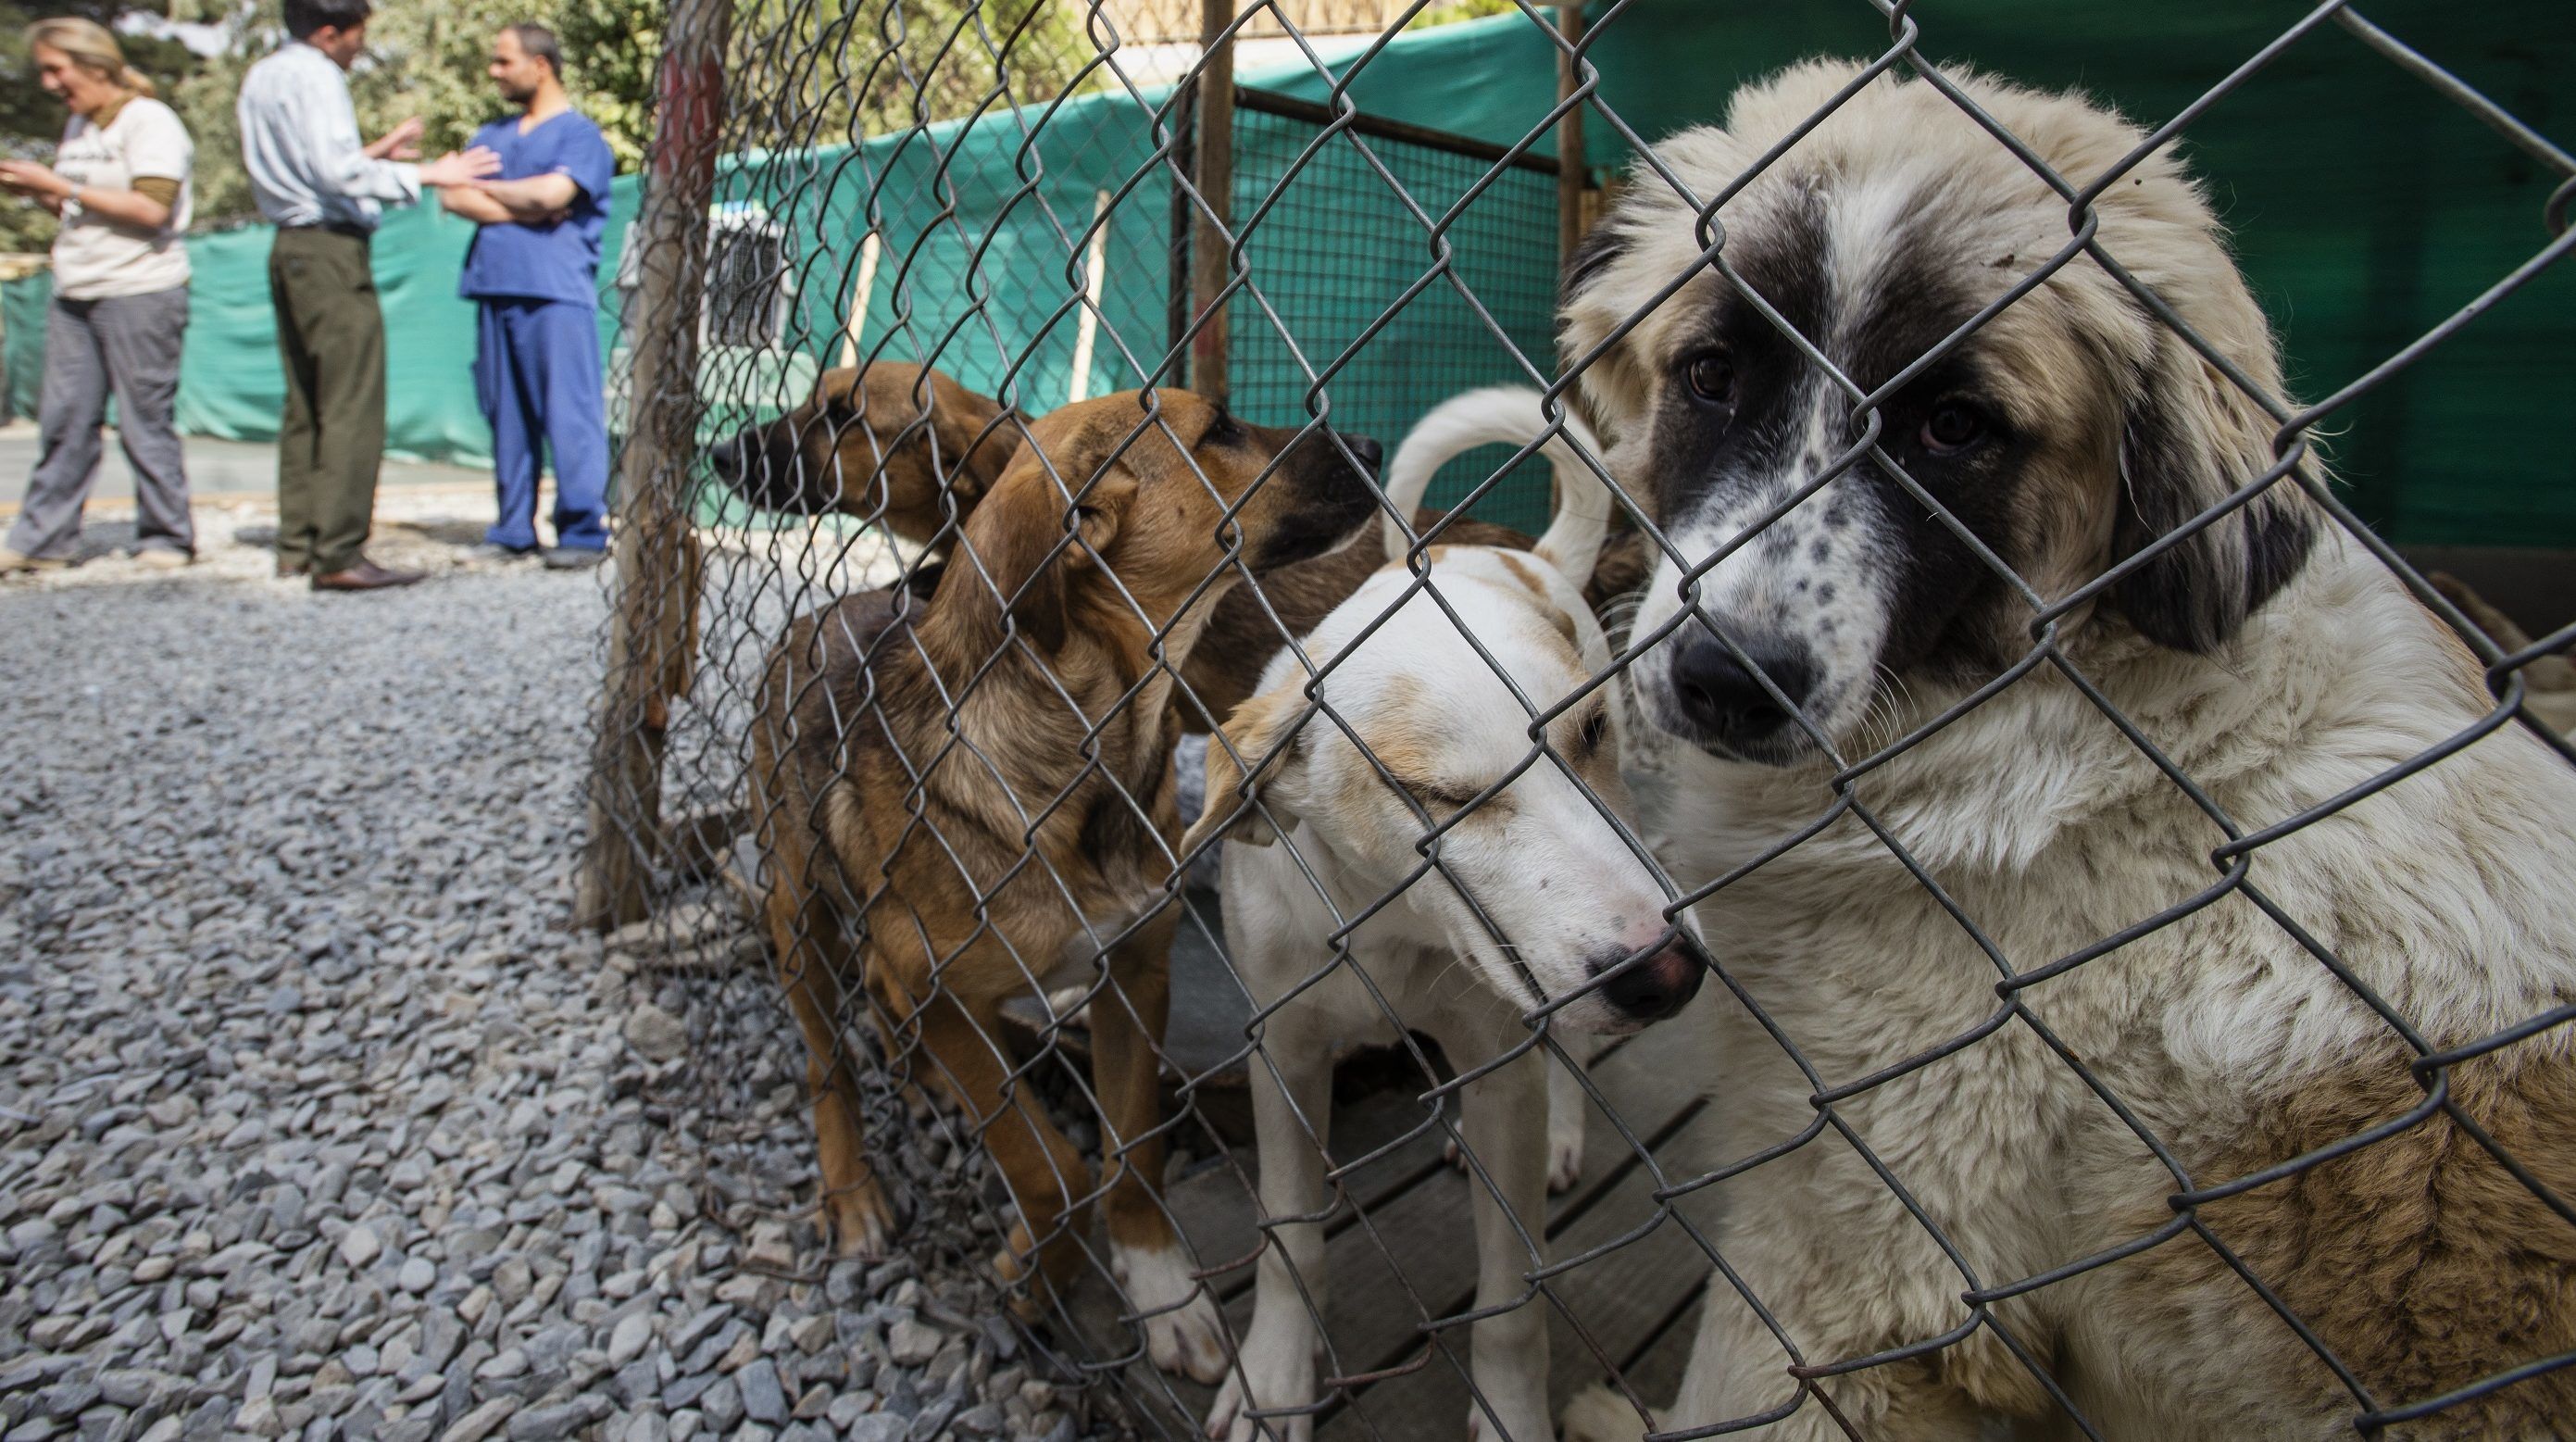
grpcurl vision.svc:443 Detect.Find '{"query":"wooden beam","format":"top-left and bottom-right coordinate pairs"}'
top-left (1068, 189), bottom-right (1114, 403)
top-left (573, 0), bottom-right (732, 933)
top-left (1557, 2), bottom-right (1589, 265)
top-left (1190, 0), bottom-right (1236, 400)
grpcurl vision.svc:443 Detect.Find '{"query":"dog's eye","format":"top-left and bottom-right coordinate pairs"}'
top-left (1399, 777), bottom-right (1482, 812)
top-left (1685, 354), bottom-right (1737, 406)
top-left (1576, 708), bottom-right (1610, 757)
top-left (1920, 401), bottom-right (1989, 455)
top-left (1205, 410), bottom-right (1248, 446)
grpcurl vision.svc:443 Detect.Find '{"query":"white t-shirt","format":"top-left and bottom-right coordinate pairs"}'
top-left (50, 95), bottom-right (194, 301)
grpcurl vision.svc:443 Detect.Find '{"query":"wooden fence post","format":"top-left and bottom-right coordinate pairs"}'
top-left (1557, 2), bottom-right (1589, 265)
top-left (1190, 0), bottom-right (1236, 401)
top-left (574, 0), bottom-right (733, 932)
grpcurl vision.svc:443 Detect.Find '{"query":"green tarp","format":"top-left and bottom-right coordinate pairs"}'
top-left (1268, 2), bottom-right (2576, 547)
top-left (0, 183), bottom-right (635, 468)
top-left (2, 268), bottom-right (46, 425)
top-left (1, 1), bottom-right (2565, 545)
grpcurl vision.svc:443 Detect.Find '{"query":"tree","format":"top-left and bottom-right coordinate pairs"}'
top-left (165, 0), bottom-right (664, 229)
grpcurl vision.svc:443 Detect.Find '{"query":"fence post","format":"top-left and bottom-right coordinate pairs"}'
top-left (1556, 1), bottom-right (1588, 263)
top-left (1190, 0), bottom-right (1236, 401)
top-left (573, 0), bottom-right (732, 933)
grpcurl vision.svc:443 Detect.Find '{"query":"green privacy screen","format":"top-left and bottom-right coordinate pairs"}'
top-left (0, 187), bottom-right (635, 470)
top-left (1259, 0), bottom-right (2576, 546)
top-left (1225, 93), bottom-right (1568, 534)
top-left (0, 0), bottom-right (2563, 545)
top-left (1, 269), bottom-right (44, 425)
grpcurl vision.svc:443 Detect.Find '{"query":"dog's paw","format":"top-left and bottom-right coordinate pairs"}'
top-left (1205, 1348), bottom-right (1317, 1442)
top-left (823, 1173), bottom-right (897, 1260)
top-left (1557, 1384), bottom-right (1654, 1442)
top-left (989, 1245), bottom-right (1049, 1324)
top-left (1147, 1292), bottom-right (1228, 1385)
top-left (1469, 1399), bottom-right (1556, 1442)
top-left (1113, 1240), bottom-right (1228, 1383)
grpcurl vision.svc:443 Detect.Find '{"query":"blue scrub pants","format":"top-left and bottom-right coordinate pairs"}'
top-left (473, 297), bottom-right (610, 552)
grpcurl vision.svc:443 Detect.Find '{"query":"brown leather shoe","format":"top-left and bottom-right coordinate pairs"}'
top-left (310, 558), bottom-right (426, 592)
top-left (276, 558), bottom-right (306, 578)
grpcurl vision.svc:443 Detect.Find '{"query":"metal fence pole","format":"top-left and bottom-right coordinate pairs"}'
top-left (573, 0), bottom-right (733, 932)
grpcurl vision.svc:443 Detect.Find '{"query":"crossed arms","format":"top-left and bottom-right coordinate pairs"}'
top-left (440, 172), bottom-right (578, 226)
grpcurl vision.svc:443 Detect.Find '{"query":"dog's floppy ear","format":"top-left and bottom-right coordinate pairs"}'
top-left (955, 441), bottom-right (1131, 654)
top-left (2108, 332), bottom-right (2318, 654)
top-left (947, 414), bottom-right (1024, 504)
top-left (1180, 685), bottom-right (1308, 856)
top-left (917, 369), bottom-right (1024, 504)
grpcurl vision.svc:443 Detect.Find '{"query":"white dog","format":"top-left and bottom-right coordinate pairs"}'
top-left (1537, 60), bottom-right (2576, 1441)
top-left (1189, 390), bottom-right (1708, 1442)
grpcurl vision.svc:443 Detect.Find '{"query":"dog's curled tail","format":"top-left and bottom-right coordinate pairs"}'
top-left (1557, 1384), bottom-right (1655, 1442)
top-left (1382, 386), bottom-right (1617, 585)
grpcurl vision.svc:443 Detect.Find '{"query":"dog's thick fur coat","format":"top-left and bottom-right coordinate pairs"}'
top-left (1551, 61), bottom-right (2576, 1441)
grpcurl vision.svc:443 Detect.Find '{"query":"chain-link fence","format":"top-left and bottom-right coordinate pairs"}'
top-left (579, 2), bottom-right (2576, 1437)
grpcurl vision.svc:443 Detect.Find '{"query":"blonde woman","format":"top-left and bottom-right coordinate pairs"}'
top-left (0, 19), bottom-right (195, 571)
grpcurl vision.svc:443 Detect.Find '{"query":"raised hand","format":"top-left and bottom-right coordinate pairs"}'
top-left (0, 160), bottom-right (63, 197)
top-left (367, 115), bottom-right (427, 162)
top-left (420, 147), bottom-right (503, 188)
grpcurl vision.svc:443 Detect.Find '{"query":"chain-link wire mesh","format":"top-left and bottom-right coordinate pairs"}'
top-left (580, 2), bottom-right (2576, 1438)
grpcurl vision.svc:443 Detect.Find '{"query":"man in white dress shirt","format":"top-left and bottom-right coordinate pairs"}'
top-left (237, 0), bottom-right (496, 590)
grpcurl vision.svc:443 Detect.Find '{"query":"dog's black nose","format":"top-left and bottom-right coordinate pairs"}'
top-left (1669, 631), bottom-right (1818, 747)
top-left (1344, 434), bottom-right (1384, 474)
top-left (1589, 930), bottom-right (1707, 1023)
top-left (709, 429), bottom-right (749, 479)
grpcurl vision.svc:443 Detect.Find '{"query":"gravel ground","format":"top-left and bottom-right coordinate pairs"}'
top-left (0, 515), bottom-right (1091, 1442)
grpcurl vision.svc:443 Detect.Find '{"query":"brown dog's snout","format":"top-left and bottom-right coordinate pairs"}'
top-left (1589, 928), bottom-right (1708, 1023)
top-left (711, 418), bottom-right (829, 514)
top-left (1312, 429), bottom-right (1387, 521)
top-left (709, 425), bottom-right (753, 479)
top-left (1238, 426), bottom-right (1385, 571)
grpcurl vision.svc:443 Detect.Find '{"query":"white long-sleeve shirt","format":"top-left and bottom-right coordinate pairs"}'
top-left (237, 42), bottom-right (418, 231)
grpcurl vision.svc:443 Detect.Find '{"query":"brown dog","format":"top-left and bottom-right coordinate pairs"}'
top-left (708, 361), bottom-right (1023, 544)
top-left (749, 389), bottom-right (1380, 1381)
top-left (710, 364), bottom-right (1647, 726)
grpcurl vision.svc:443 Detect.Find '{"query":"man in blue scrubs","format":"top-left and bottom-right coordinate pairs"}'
top-left (440, 23), bottom-right (616, 568)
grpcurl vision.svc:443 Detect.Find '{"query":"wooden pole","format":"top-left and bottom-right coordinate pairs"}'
top-left (574, 0), bottom-right (732, 932)
top-left (1556, 2), bottom-right (1588, 265)
top-left (1190, 0), bottom-right (1236, 401)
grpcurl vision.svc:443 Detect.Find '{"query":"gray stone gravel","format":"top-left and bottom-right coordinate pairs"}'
top-left (0, 536), bottom-right (1104, 1441)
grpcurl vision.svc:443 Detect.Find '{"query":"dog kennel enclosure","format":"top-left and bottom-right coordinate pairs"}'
top-left (577, 3), bottom-right (2576, 1437)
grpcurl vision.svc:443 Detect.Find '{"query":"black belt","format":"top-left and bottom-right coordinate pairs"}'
top-left (281, 220), bottom-right (373, 242)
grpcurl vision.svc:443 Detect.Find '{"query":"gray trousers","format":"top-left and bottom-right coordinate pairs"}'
top-left (8, 287), bottom-right (194, 560)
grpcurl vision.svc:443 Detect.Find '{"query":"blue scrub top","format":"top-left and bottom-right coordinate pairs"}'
top-left (457, 109), bottom-right (616, 309)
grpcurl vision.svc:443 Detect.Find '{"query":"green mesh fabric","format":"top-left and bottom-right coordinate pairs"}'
top-left (1, 2), bottom-right (2563, 545)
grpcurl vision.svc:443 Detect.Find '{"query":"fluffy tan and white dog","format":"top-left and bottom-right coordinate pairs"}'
top-left (1544, 61), bottom-right (2576, 1441)
top-left (1188, 390), bottom-right (1707, 1442)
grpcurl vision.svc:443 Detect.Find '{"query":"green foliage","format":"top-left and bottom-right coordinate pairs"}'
top-left (724, 0), bottom-right (1091, 154)
top-left (1, 0), bottom-right (1496, 250)
top-left (1, 0), bottom-right (205, 252)
top-left (164, 0), bottom-right (663, 226)
top-left (352, 0), bottom-right (663, 164)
